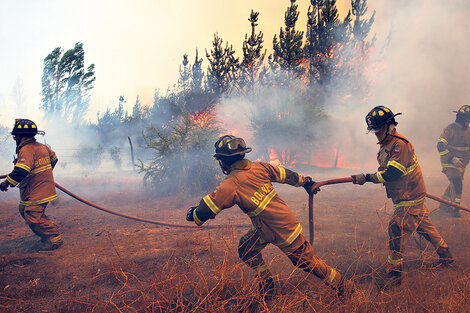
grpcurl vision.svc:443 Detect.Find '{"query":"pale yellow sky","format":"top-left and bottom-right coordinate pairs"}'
top-left (0, 0), bottom-right (352, 121)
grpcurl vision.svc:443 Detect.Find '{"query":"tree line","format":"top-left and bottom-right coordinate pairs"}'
top-left (38, 0), bottom-right (376, 196)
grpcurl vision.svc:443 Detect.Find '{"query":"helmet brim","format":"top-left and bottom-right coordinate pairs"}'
top-left (214, 147), bottom-right (252, 158)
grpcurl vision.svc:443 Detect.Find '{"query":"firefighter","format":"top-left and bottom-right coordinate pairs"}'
top-left (0, 119), bottom-right (62, 251)
top-left (437, 105), bottom-right (470, 217)
top-left (186, 135), bottom-right (352, 299)
top-left (351, 106), bottom-right (453, 288)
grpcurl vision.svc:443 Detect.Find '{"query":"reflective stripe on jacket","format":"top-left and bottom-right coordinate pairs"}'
top-left (371, 130), bottom-right (427, 214)
top-left (7, 138), bottom-right (58, 206)
top-left (194, 159), bottom-right (305, 249)
top-left (438, 122), bottom-right (470, 168)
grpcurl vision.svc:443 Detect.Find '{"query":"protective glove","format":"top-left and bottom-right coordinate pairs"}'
top-left (351, 174), bottom-right (367, 185)
top-left (186, 206), bottom-right (197, 222)
top-left (303, 176), bottom-right (320, 195)
top-left (0, 180), bottom-right (9, 192)
top-left (451, 156), bottom-right (464, 168)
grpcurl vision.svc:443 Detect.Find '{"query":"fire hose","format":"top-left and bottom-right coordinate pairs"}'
top-left (1, 174), bottom-right (468, 235)
top-left (0, 174), bottom-right (242, 229)
top-left (307, 177), bottom-right (470, 244)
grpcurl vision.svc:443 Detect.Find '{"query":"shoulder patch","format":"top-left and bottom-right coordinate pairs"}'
top-left (392, 147), bottom-right (400, 155)
top-left (17, 158), bottom-right (26, 163)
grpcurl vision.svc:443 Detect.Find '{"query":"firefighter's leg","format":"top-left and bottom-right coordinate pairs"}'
top-left (386, 209), bottom-right (418, 285)
top-left (387, 216), bottom-right (404, 287)
top-left (20, 203), bottom-right (62, 249)
top-left (416, 212), bottom-right (454, 266)
top-left (441, 169), bottom-right (462, 216)
top-left (449, 177), bottom-right (463, 217)
top-left (238, 229), bottom-right (273, 296)
top-left (281, 234), bottom-right (348, 297)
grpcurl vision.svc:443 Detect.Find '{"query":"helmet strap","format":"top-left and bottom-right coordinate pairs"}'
top-left (218, 159), bottom-right (231, 175)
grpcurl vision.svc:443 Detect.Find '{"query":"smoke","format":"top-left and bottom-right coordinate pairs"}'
top-left (214, 0), bottom-right (470, 179)
top-left (366, 0), bottom-right (470, 176)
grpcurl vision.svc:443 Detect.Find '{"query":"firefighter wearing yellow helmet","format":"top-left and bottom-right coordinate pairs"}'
top-left (351, 106), bottom-right (453, 289)
top-left (186, 135), bottom-right (352, 299)
top-left (0, 119), bottom-right (62, 251)
top-left (437, 105), bottom-right (470, 217)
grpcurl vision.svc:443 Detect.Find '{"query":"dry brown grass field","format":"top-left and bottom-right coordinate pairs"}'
top-left (0, 173), bottom-right (469, 312)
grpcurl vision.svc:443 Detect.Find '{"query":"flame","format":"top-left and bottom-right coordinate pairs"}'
top-left (189, 110), bottom-right (213, 127)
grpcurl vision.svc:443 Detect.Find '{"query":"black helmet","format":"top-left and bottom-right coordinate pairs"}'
top-left (214, 135), bottom-right (252, 159)
top-left (11, 119), bottom-right (42, 137)
top-left (454, 105), bottom-right (470, 120)
top-left (365, 106), bottom-right (401, 131)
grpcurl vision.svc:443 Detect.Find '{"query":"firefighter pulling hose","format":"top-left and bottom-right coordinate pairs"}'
top-left (306, 177), bottom-right (470, 244)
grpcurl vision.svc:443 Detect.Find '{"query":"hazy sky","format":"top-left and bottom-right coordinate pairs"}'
top-left (0, 0), bottom-right (353, 122)
top-left (1, 0), bottom-right (470, 175)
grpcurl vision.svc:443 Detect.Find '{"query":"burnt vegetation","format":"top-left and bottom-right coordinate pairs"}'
top-left (36, 0), bottom-right (377, 197)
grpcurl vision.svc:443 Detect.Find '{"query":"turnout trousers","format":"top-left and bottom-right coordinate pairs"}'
top-left (238, 228), bottom-right (341, 287)
top-left (19, 203), bottom-right (60, 240)
top-left (388, 204), bottom-right (448, 272)
top-left (441, 167), bottom-right (465, 215)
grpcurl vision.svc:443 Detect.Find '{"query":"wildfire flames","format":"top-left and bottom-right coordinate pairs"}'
top-left (189, 111), bottom-right (213, 127)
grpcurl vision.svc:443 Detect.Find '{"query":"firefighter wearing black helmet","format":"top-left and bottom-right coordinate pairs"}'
top-left (351, 106), bottom-right (453, 289)
top-left (186, 135), bottom-right (353, 299)
top-left (437, 105), bottom-right (470, 217)
top-left (0, 119), bottom-right (62, 251)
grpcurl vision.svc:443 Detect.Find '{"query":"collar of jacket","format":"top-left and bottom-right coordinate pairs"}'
top-left (16, 137), bottom-right (36, 153)
top-left (378, 127), bottom-right (396, 146)
top-left (230, 159), bottom-right (251, 171)
top-left (454, 120), bottom-right (468, 131)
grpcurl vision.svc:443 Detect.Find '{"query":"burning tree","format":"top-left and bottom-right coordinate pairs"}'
top-left (272, 0), bottom-right (305, 79)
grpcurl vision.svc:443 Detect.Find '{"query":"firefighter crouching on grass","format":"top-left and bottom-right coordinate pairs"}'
top-left (186, 135), bottom-right (352, 299)
top-left (0, 119), bottom-right (62, 251)
top-left (351, 106), bottom-right (454, 289)
top-left (437, 105), bottom-right (470, 217)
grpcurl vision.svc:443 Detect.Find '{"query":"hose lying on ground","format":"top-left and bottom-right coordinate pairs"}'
top-left (0, 174), bottom-right (249, 229)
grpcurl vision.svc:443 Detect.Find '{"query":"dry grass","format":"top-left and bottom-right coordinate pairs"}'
top-left (1, 176), bottom-right (470, 312)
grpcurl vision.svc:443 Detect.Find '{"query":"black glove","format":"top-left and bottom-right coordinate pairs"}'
top-left (303, 176), bottom-right (320, 195)
top-left (0, 180), bottom-right (9, 192)
top-left (186, 206), bottom-right (197, 222)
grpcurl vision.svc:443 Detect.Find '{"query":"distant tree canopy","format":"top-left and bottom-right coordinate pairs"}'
top-left (42, 1), bottom-right (376, 195)
top-left (41, 42), bottom-right (95, 123)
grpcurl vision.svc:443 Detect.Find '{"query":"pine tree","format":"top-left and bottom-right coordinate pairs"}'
top-left (272, 0), bottom-right (305, 79)
top-left (305, 0), bottom-right (351, 88)
top-left (206, 33), bottom-right (239, 94)
top-left (191, 49), bottom-right (204, 92)
top-left (351, 0), bottom-right (375, 51)
top-left (178, 54), bottom-right (191, 91)
top-left (132, 95), bottom-right (142, 119)
top-left (238, 10), bottom-right (266, 96)
top-left (41, 42), bottom-right (95, 123)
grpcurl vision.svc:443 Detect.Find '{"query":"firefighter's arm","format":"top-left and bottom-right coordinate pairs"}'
top-left (4, 147), bottom-right (34, 188)
top-left (368, 141), bottom-right (407, 184)
top-left (437, 128), bottom-right (452, 163)
top-left (186, 182), bottom-right (237, 226)
top-left (262, 162), bottom-right (306, 187)
top-left (47, 147), bottom-right (58, 168)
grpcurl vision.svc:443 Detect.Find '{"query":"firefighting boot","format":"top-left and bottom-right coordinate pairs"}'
top-left (383, 266), bottom-right (402, 290)
top-left (434, 246), bottom-right (454, 268)
top-left (38, 235), bottom-right (63, 252)
top-left (335, 278), bottom-right (355, 301)
top-left (258, 276), bottom-right (275, 301)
